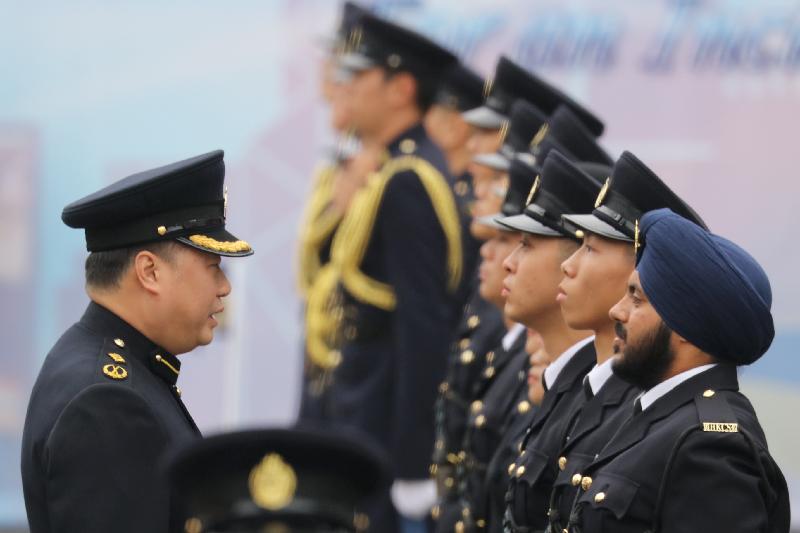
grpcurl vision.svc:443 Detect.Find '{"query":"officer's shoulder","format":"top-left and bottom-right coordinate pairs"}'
top-left (88, 336), bottom-right (137, 387)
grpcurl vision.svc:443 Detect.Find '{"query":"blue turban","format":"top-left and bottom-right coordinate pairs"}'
top-left (637, 208), bottom-right (774, 365)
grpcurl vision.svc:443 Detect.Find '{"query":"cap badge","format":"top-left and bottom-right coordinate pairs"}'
top-left (595, 177), bottom-right (611, 208)
top-left (526, 175), bottom-right (541, 206)
top-left (102, 364), bottom-right (128, 380)
top-left (249, 453), bottom-right (298, 510)
top-left (530, 123), bottom-right (549, 149)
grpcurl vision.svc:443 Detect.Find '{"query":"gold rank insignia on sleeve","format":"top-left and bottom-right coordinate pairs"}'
top-left (103, 364), bottom-right (128, 380)
top-left (249, 453), bottom-right (297, 510)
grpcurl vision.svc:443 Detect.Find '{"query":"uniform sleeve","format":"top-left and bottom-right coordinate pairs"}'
top-left (659, 430), bottom-right (770, 533)
top-left (43, 384), bottom-right (171, 533)
top-left (380, 172), bottom-right (454, 480)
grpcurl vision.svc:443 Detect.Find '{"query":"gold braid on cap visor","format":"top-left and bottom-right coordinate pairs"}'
top-left (188, 234), bottom-right (252, 253)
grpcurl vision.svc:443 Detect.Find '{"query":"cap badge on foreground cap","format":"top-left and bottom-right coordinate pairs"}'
top-left (530, 123), bottom-right (549, 149)
top-left (248, 453), bottom-right (298, 511)
top-left (595, 177), bottom-right (611, 208)
top-left (525, 175), bottom-right (541, 206)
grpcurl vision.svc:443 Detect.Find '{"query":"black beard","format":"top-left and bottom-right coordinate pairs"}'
top-left (612, 320), bottom-right (674, 390)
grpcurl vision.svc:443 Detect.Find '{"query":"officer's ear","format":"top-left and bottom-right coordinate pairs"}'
top-left (132, 250), bottom-right (166, 295)
top-left (385, 70), bottom-right (417, 108)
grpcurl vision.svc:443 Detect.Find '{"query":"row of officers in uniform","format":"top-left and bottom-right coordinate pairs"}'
top-left (295, 3), bottom-right (791, 533)
top-left (19, 2), bottom-right (789, 533)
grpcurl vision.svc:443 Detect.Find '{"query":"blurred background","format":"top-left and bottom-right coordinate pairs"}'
top-left (2, 0), bottom-right (799, 529)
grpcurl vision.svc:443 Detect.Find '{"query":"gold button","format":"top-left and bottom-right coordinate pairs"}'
top-left (175, 386), bottom-right (182, 397)
top-left (156, 354), bottom-right (163, 362)
top-left (435, 439), bottom-right (444, 450)
top-left (594, 492), bottom-right (606, 503)
top-left (445, 477), bottom-right (454, 488)
top-left (455, 521), bottom-right (465, 533)
top-left (399, 138), bottom-right (416, 154)
top-left (703, 389), bottom-right (715, 398)
top-left (467, 315), bottom-right (480, 329)
top-left (558, 456), bottom-right (567, 471)
top-left (581, 476), bottom-right (593, 491)
top-left (459, 338), bottom-right (470, 350)
top-left (460, 350), bottom-right (475, 364)
top-left (477, 519), bottom-right (486, 528)
top-left (508, 462), bottom-right (516, 475)
top-left (114, 338), bottom-right (125, 348)
top-left (475, 414), bottom-right (486, 427)
top-left (462, 506), bottom-right (470, 518)
top-left (447, 453), bottom-right (459, 465)
top-left (429, 464), bottom-right (438, 476)
top-left (471, 400), bottom-right (483, 413)
top-left (431, 505), bottom-right (440, 520)
top-left (157, 225), bottom-right (167, 236)
top-left (354, 513), bottom-right (370, 531)
top-left (184, 517), bottom-right (202, 533)
top-left (439, 382), bottom-right (449, 393)
top-left (518, 401), bottom-right (531, 414)
top-left (484, 366), bottom-right (495, 378)
top-left (572, 474), bottom-right (582, 486)
top-left (458, 450), bottom-right (466, 462)
top-left (563, 529), bottom-right (569, 533)
top-left (575, 229), bottom-right (585, 239)
top-left (516, 465), bottom-right (526, 477)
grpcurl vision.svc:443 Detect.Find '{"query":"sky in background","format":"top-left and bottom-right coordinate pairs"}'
top-left (1, 0), bottom-right (799, 527)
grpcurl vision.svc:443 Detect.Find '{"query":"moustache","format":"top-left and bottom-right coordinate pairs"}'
top-left (615, 322), bottom-right (627, 341)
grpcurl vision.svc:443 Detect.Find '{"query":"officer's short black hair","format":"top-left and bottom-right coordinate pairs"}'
top-left (85, 241), bottom-right (177, 290)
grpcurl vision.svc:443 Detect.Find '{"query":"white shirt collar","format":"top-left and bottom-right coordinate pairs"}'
top-left (543, 336), bottom-right (595, 390)
top-left (638, 364), bottom-right (718, 411)
top-left (586, 356), bottom-right (616, 395)
top-left (502, 323), bottom-right (526, 351)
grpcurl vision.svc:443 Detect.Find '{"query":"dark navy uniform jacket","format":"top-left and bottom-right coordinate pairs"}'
top-left (546, 374), bottom-right (639, 532)
top-left (564, 364), bottom-right (789, 533)
top-left (433, 277), bottom-right (505, 499)
top-left (504, 341), bottom-right (596, 532)
top-left (330, 123), bottom-right (464, 481)
top-left (21, 302), bottom-right (200, 533)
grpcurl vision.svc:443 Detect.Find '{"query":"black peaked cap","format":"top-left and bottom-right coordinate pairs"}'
top-left (462, 56), bottom-right (604, 136)
top-left (563, 150), bottom-right (707, 242)
top-left (166, 426), bottom-right (391, 532)
top-left (62, 150), bottom-right (253, 257)
top-left (498, 150), bottom-right (601, 241)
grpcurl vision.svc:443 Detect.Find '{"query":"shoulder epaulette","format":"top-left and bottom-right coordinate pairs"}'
top-left (693, 389), bottom-right (738, 433)
top-left (97, 337), bottom-right (132, 383)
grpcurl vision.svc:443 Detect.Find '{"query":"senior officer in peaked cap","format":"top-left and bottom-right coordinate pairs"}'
top-left (561, 208), bottom-right (789, 533)
top-left (21, 150), bottom-right (253, 533)
top-left (314, 10), bottom-right (463, 532)
top-left (166, 426), bottom-right (391, 533)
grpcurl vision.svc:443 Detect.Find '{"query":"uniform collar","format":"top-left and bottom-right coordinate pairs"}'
top-left (543, 335), bottom-right (595, 390)
top-left (80, 301), bottom-right (182, 386)
top-left (638, 363), bottom-right (717, 411)
top-left (386, 122), bottom-right (427, 157)
top-left (585, 356), bottom-right (616, 396)
top-left (502, 323), bottom-right (527, 351)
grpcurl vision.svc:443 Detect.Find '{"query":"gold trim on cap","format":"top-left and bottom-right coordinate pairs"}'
top-left (188, 234), bottom-right (252, 253)
top-left (530, 123), bottom-right (549, 148)
top-left (483, 78), bottom-right (494, 99)
top-left (526, 175), bottom-right (541, 206)
top-left (249, 453), bottom-right (298, 510)
top-left (634, 219), bottom-right (641, 253)
top-left (595, 177), bottom-right (611, 208)
top-left (497, 121), bottom-right (510, 145)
